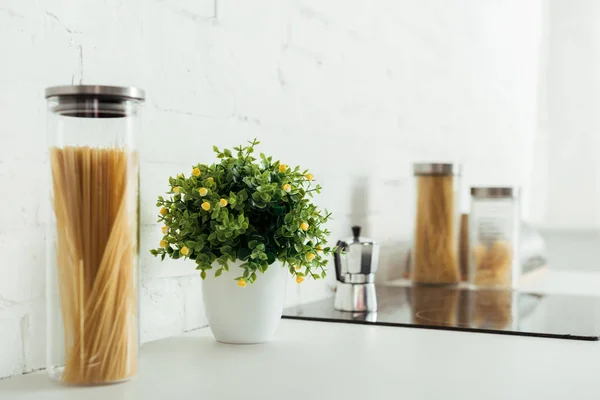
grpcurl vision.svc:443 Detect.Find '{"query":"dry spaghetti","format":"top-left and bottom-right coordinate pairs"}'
top-left (50, 146), bottom-right (137, 384)
top-left (411, 175), bottom-right (460, 285)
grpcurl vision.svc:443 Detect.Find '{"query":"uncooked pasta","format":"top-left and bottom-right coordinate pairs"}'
top-left (411, 175), bottom-right (460, 285)
top-left (50, 146), bottom-right (137, 384)
top-left (472, 240), bottom-right (512, 287)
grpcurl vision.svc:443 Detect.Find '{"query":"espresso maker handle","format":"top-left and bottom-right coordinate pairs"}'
top-left (334, 241), bottom-right (348, 282)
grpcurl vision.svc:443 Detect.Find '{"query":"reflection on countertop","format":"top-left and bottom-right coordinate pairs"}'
top-left (283, 284), bottom-right (600, 341)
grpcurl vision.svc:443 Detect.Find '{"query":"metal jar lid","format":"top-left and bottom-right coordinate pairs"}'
top-left (45, 85), bottom-right (146, 101)
top-left (413, 163), bottom-right (461, 176)
top-left (470, 187), bottom-right (519, 199)
top-left (45, 85), bottom-right (145, 118)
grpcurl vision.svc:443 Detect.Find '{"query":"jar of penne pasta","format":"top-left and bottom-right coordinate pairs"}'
top-left (45, 85), bottom-right (144, 385)
top-left (411, 163), bottom-right (462, 285)
top-left (469, 187), bottom-right (520, 289)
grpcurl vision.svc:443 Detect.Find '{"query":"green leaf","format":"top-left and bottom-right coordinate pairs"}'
top-left (220, 245), bottom-right (233, 255)
top-left (260, 261), bottom-right (269, 272)
top-left (260, 192), bottom-right (271, 202)
top-left (215, 268), bottom-right (223, 277)
top-left (248, 240), bottom-right (258, 249)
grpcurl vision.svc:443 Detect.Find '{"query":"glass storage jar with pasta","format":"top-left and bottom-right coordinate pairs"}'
top-left (411, 163), bottom-right (462, 285)
top-left (45, 85), bottom-right (144, 385)
top-left (468, 187), bottom-right (520, 289)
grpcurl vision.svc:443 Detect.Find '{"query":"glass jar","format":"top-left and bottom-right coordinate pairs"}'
top-left (45, 85), bottom-right (144, 385)
top-left (411, 163), bottom-right (461, 285)
top-left (469, 187), bottom-right (520, 289)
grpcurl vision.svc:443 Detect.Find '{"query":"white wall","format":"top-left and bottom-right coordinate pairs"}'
top-left (0, 0), bottom-right (542, 378)
top-left (529, 0), bottom-right (600, 230)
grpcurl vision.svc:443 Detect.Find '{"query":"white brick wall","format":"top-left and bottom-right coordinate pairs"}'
top-left (0, 0), bottom-right (543, 378)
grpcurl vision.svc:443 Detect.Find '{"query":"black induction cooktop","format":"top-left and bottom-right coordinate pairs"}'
top-left (282, 285), bottom-right (600, 341)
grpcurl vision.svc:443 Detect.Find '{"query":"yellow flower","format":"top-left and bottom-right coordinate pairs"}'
top-left (180, 246), bottom-right (190, 256)
top-left (161, 226), bottom-right (168, 234)
top-left (207, 177), bottom-right (214, 184)
top-left (282, 184), bottom-right (292, 193)
top-left (160, 207), bottom-right (168, 216)
top-left (279, 164), bottom-right (288, 173)
top-left (305, 173), bottom-right (313, 181)
top-left (307, 253), bottom-right (316, 262)
top-left (296, 275), bottom-right (304, 284)
top-left (198, 187), bottom-right (208, 196)
top-left (300, 222), bottom-right (309, 231)
top-left (238, 279), bottom-right (247, 288)
top-left (295, 265), bottom-right (301, 271)
top-left (316, 245), bottom-right (323, 252)
top-left (178, 173), bottom-right (184, 178)
top-left (201, 202), bottom-right (211, 211)
top-left (192, 168), bottom-right (201, 177)
top-left (219, 198), bottom-right (228, 207)
top-left (173, 186), bottom-right (180, 193)
top-left (160, 240), bottom-right (169, 248)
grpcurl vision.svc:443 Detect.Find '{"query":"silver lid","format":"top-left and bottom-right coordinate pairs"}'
top-left (471, 187), bottom-right (519, 199)
top-left (45, 85), bottom-right (145, 101)
top-left (413, 163), bottom-right (461, 176)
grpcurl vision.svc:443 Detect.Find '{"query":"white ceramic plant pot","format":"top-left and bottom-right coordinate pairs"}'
top-left (201, 260), bottom-right (287, 344)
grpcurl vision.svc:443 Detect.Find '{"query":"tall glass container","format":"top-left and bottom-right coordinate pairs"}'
top-left (469, 187), bottom-right (520, 289)
top-left (45, 85), bottom-right (144, 385)
top-left (411, 163), bottom-right (461, 285)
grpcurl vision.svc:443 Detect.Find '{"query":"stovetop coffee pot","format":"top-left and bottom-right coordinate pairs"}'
top-left (333, 226), bottom-right (380, 312)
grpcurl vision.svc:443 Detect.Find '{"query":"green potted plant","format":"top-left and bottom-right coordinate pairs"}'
top-left (151, 139), bottom-right (334, 343)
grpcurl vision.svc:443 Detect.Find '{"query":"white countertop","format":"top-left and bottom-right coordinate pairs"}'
top-left (1, 269), bottom-right (599, 400)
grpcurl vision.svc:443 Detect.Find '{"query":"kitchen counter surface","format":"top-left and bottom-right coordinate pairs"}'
top-left (1, 270), bottom-right (599, 400)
